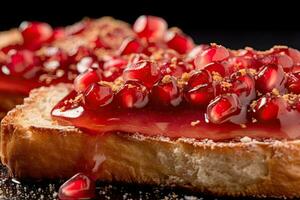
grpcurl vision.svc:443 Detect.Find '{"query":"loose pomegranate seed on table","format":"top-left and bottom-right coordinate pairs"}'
top-left (58, 173), bottom-right (96, 200)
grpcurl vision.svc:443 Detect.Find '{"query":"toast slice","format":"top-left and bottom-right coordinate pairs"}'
top-left (1, 84), bottom-right (300, 198)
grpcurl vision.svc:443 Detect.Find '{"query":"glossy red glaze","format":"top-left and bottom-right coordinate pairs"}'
top-left (52, 90), bottom-right (300, 140)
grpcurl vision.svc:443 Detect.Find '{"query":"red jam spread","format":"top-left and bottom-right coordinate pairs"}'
top-left (51, 16), bottom-right (300, 141)
top-left (0, 18), bottom-right (134, 95)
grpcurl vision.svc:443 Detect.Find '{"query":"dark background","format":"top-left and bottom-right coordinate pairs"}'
top-left (0, 0), bottom-right (299, 50)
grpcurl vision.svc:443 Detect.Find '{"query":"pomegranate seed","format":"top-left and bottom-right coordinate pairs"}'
top-left (184, 82), bottom-right (216, 106)
top-left (83, 82), bottom-right (114, 109)
top-left (151, 75), bottom-right (182, 106)
top-left (187, 70), bottom-right (212, 87)
top-left (164, 31), bottom-right (194, 54)
top-left (230, 72), bottom-right (256, 104)
top-left (123, 60), bottom-right (161, 88)
top-left (255, 64), bottom-right (286, 94)
top-left (203, 62), bottom-right (226, 77)
top-left (58, 173), bottom-right (95, 200)
top-left (133, 15), bottom-right (167, 41)
top-left (184, 70), bottom-right (215, 106)
top-left (286, 73), bottom-right (300, 94)
top-left (74, 70), bottom-right (102, 92)
top-left (194, 44), bottom-right (229, 69)
top-left (19, 21), bottom-right (53, 50)
top-left (118, 38), bottom-right (143, 55)
top-left (207, 94), bottom-right (242, 124)
top-left (252, 96), bottom-right (282, 122)
top-left (116, 80), bottom-right (149, 108)
top-left (5, 50), bottom-right (40, 77)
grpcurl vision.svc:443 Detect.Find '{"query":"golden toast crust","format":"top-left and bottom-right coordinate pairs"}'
top-left (2, 84), bottom-right (300, 198)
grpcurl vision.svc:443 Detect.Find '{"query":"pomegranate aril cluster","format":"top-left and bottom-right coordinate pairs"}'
top-left (73, 42), bottom-right (300, 128)
top-left (2, 16), bottom-right (300, 127)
